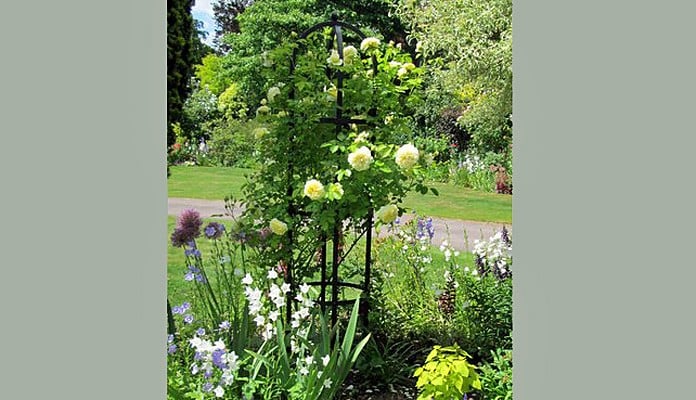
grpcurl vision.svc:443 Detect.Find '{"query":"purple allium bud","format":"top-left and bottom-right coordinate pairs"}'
top-left (171, 209), bottom-right (202, 247)
top-left (204, 222), bottom-right (225, 239)
top-left (167, 344), bottom-right (177, 354)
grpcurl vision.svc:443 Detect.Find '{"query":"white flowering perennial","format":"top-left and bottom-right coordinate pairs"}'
top-left (188, 335), bottom-right (240, 398)
top-left (242, 268), bottom-right (294, 341)
top-left (472, 229), bottom-right (513, 278)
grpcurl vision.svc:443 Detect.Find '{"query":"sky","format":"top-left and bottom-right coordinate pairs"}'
top-left (192, 0), bottom-right (217, 46)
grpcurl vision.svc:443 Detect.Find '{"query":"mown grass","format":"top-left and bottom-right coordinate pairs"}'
top-left (168, 166), bottom-right (511, 223)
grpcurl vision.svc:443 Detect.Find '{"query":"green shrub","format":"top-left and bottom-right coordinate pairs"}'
top-left (479, 349), bottom-right (513, 400)
top-left (207, 118), bottom-right (264, 168)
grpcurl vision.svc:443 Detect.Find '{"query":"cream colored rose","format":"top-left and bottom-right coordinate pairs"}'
top-left (269, 218), bottom-right (288, 235)
top-left (376, 204), bottom-right (398, 224)
top-left (327, 49), bottom-right (343, 66)
top-left (395, 143), bottom-right (420, 169)
top-left (360, 37), bottom-right (380, 52)
top-left (267, 86), bottom-right (281, 102)
top-left (348, 146), bottom-right (374, 171)
top-left (303, 179), bottom-right (325, 200)
top-left (343, 45), bottom-right (358, 64)
top-left (253, 127), bottom-right (269, 139)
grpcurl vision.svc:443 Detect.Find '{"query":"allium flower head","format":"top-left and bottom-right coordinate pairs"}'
top-left (360, 37), bottom-right (381, 52)
top-left (204, 222), bottom-right (225, 239)
top-left (269, 218), bottom-right (288, 235)
top-left (171, 209), bottom-right (202, 247)
top-left (348, 146), bottom-right (374, 171)
top-left (303, 179), bottom-right (325, 201)
top-left (376, 204), bottom-right (399, 224)
top-left (395, 143), bottom-right (420, 169)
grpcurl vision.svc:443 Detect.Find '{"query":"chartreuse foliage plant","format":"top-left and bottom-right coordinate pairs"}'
top-left (413, 344), bottom-right (481, 400)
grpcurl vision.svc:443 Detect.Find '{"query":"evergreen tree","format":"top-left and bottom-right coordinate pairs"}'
top-left (167, 0), bottom-right (196, 148)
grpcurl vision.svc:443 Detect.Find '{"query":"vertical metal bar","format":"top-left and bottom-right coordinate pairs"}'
top-left (331, 222), bottom-right (340, 329)
top-left (361, 209), bottom-right (374, 326)
top-left (320, 234), bottom-right (327, 312)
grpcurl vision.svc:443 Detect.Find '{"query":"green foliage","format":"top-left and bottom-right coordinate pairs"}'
top-left (397, 0), bottom-right (512, 155)
top-left (207, 118), bottom-right (263, 168)
top-left (194, 54), bottom-right (233, 96)
top-left (413, 344), bottom-right (482, 400)
top-left (456, 272), bottom-right (513, 361)
top-left (479, 349), bottom-right (513, 400)
top-left (181, 80), bottom-right (220, 142)
top-left (370, 218), bottom-right (513, 362)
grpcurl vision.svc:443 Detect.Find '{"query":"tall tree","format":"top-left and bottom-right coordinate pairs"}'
top-left (167, 0), bottom-right (197, 148)
top-left (212, 0), bottom-right (255, 51)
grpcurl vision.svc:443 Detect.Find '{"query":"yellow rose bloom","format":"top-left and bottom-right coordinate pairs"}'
top-left (303, 179), bottom-right (325, 200)
top-left (269, 218), bottom-right (288, 235)
top-left (347, 146), bottom-right (374, 171)
top-left (376, 204), bottom-right (399, 224)
top-left (395, 143), bottom-right (420, 170)
top-left (360, 37), bottom-right (381, 52)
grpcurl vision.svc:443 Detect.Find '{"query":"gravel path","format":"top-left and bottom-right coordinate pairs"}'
top-left (169, 197), bottom-right (511, 252)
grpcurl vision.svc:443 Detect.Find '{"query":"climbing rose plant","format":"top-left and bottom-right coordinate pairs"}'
top-left (236, 27), bottom-right (435, 284)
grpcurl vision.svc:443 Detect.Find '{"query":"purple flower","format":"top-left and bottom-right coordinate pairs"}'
top-left (202, 382), bottom-right (213, 392)
top-left (204, 222), bottom-right (225, 239)
top-left (196, 328), bottom-right (206, 336)
top-left (185, 265), bottom-right (203, 282)
top-left (171, 209), bottom-right (203, 247)
top-left (219, 321), bottom-right (231, 330)
top-left (167, 344), bottom-right (177, 354)
top-left (194, 351), bottom-right (203, 361)
top-left (212, 348), bottom-right (228, 370)
top-left (184, 247), bottom-right (201, 258)
top-left (183, 314), bottom-right (194, 324)
top-left (172, 302), bottom-right (190, 315)
top-left (167, 334), bottom-right (174, 344)
top-left (204, 370), bottom-right (214, 379)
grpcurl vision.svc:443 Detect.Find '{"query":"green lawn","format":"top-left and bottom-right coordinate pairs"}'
top-left (168, 166), bottom-right (512, 223)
